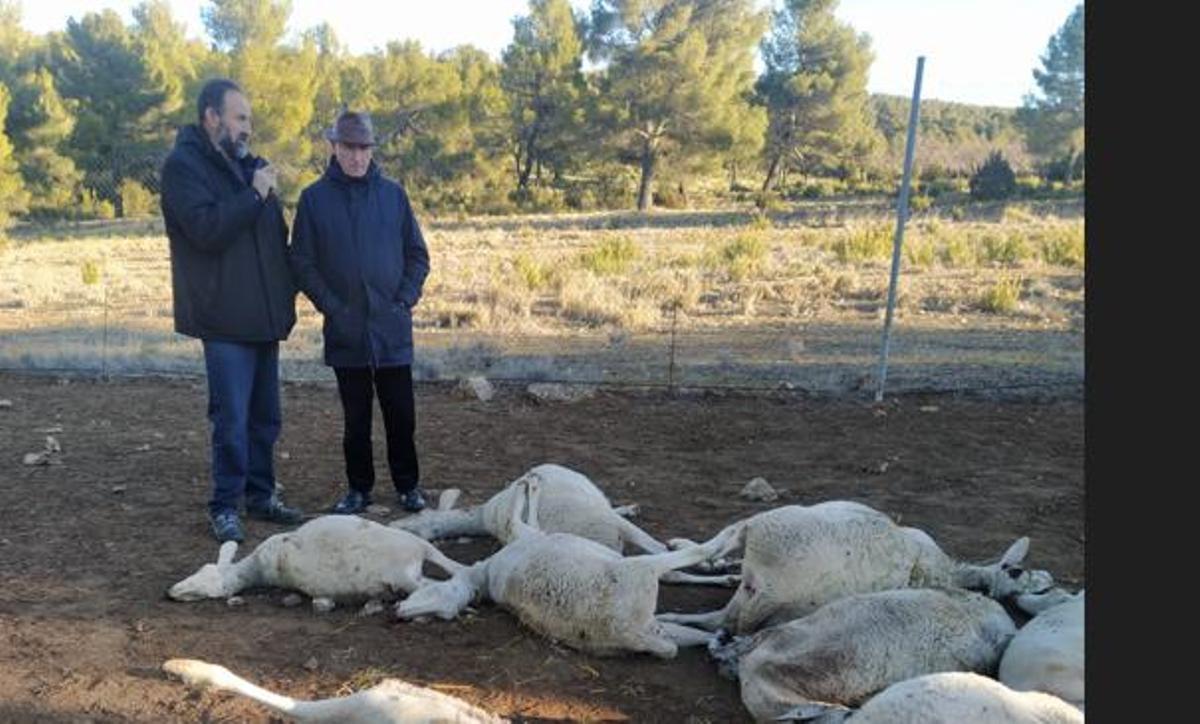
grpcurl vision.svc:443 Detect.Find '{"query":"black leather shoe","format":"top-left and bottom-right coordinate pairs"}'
top-left (330, 490), bottom-right (372, 515)
top-left (246, 496), bottom-right (305, 525)
top-left (398, 488), bottom-right (427, 513)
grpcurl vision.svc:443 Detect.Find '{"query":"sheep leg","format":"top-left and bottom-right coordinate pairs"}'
top-left (420, 541), bottom-right (466, 577)
top-left (625, 631), bottom-right (678, 660)
top-left (656, 586), bottom-right (745, 631)
top-left (658, 621), bottom-right (718, 649)
top-left (660, 570), bottom-right (740, 587)
top-left (615, 516), bottom-right (668, 554)
top-left (612, 503), bottom-right (639, 518)
top-left (508, 475), bottom-right (543, 539)
top-left (164, 659), bottom-right (302, 718)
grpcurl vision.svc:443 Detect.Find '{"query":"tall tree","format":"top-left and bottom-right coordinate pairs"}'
top-left (1017, 2), bottom-right (1084, 179)
top-left (0, 2), bottom-right (29, 81)
top-left (203, 0), bottom-right (319, 199)
top-left (201, 0), bottom-right (290, 53)
top-left (756, 0), bottom-right (879, 192)
top-left (133, 0), bottom-right (210, 143)
top-left (0, 82), bottom-right (31, 233)
top-left (54, 10), bottom-right (170, 213)
top-left (501, 0), bottom-right (587, 190)
top-left (588, 0), bottom-right (767, 211)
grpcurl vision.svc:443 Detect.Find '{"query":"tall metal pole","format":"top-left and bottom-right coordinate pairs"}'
top-left (875, 56), bottom-right (925, 402)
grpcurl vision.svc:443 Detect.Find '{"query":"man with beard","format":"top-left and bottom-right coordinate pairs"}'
top-left (160, 78), bottom-right (305, 542)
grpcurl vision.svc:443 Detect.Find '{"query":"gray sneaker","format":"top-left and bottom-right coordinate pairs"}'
top-left (246, 496), bottom-right (305, 525)
top-left (210, 510), bottom-right (244, 542)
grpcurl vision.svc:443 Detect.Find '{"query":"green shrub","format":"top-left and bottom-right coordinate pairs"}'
top-left (979, 275), bottom-right (1024, 313)
top-left (981, 232), bottom-right (1031, 265)
top-left (909, 193), bottom-right (933, 213)
top-left (721, 231), bottom-right (769, 281)
top-left (904, 236), bottom-right (935, 268)
top-left (938, 232), bottom-right (976, 267)
top-left (579, 236), bottom-right (639, 275)
top-left (119, 179), bottom-right (157, 217)
top-left (81, 259), bottom-right (102, 285)
top-left (969, 151), bottom-right (1017, 201)
top-left (1039, 223), bottom-right (1085, 268)
top-left (513, 253), bottom-right (550, 290)
top-left (832, 223), bottom-right (893, 264)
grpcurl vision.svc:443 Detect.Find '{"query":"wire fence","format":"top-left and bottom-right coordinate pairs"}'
top-left (1, 200), bottom-right (1084, 401)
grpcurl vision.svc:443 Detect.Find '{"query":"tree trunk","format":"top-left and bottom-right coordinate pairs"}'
top-left (761, 154), bottom-right (782, 193)
top-left (637, 146), bottom-right (656, 212)
top-left (517, 129), bottom-right (537, 190)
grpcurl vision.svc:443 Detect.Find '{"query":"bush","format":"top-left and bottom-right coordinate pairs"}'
top-left (720, 231), bottom-right (769, 282)
top-left (579, 236), bottom-right (639, 275)
top-left (908, 194), bottom-right (933, 213)
top-left (754, 191), bottom-right (788, 213)
top-left (653, 183), bottom-right (688, 209)
top-left (79, 189), bottom-right (116, 220)
top-left (969, 151), bottom-right (1017, 201)
top-left (979, 275), bottom-right (1024, 313)
top-left (510, 186), bottom-right (568, 213)
top-left (904, 237), bottom-right (935, 268)
top-left (938, 232), bottom-right (976, 267)
top-left (981, 232), bottom-right (1031, 265)
top-left (81, 259), bottom-right (102, 285)
top-left (513, 253), bottom-right (551, 290)
top-left (831, 223), bottom-right (893, 264)
top-left (119, 179), bottom-right (158, 217)
top-left (1038, 223), bottom-right (1085, 268)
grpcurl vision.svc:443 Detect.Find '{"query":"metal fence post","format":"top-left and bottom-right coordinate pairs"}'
top-left (875, 56), bottom-right (925, 402)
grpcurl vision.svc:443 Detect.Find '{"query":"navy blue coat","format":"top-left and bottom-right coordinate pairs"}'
top-left (289, 158), bottom-right (430, 368)
top-left (160, 124), bottom-right (297, 342)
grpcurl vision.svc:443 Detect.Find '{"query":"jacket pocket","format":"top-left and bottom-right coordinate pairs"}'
top-left (324, 304), bottom-right (360, 348)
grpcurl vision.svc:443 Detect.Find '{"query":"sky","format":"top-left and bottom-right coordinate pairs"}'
top-left (13, 0), bottom-right (1081, 108)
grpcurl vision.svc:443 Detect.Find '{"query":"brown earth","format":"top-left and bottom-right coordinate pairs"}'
top-left (0, 371), bottom-right (1083, 723)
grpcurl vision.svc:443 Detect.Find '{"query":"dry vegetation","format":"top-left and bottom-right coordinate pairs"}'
top-left (0, 202), bottom-right (1084, 391)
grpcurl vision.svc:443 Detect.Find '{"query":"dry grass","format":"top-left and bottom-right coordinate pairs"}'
top-left (0, 207), bottom-right (1084, 376)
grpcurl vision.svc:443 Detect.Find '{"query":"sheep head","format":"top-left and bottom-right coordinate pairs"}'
top-left (985, 537), bottom-right (1055, 599)
top-left (168, 541), bottom-right (240, 601)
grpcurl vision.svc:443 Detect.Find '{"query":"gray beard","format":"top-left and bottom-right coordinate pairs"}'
top-left (220, 136), bottom-right (249, 160)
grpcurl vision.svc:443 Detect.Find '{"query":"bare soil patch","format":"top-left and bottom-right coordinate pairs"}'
top-left (0, 371), bottom-right (1083, 722)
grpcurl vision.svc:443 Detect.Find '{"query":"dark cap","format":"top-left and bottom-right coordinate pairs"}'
top-left (325, 110), bottom-right (376, 146)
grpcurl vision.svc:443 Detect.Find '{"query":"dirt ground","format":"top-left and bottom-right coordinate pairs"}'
top-left (0, 370), bottom-right (1084, 723)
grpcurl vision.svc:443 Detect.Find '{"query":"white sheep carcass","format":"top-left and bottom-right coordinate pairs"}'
top-left (394, 472), bottom-right (737, 659)
top-left (168, 515), bottom-right (465, 609)
top-left (660, 501), bottom-right (1054, 633)
top-left (999, 589), bottom-right (1085, 710)
top-left (163, 658), bottom-right (506, 723)
top-left (707, 587), bottom-right (1018, 722)
top-left (391, 463), bottom-right (734, 586)
top-left (775, 671), bottom-right (1083, 723)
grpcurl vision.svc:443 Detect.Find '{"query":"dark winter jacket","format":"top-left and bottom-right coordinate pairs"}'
top-left (159, 124), bottom-right (297, 342)
top-left (289, 158), bottom-right (430, 367)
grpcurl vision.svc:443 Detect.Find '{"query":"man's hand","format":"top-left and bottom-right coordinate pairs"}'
top-left (252, 163), bottom-right (277, 199)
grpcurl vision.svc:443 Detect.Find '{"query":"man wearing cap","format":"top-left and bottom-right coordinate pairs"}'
top-left (160, 78), bottom-right (305, 543)
top-left (289, 110), bottom-right (432, 515)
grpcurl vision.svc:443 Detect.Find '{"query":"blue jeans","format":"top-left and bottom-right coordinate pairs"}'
top-left (202, 340), bottom-right (281, 516)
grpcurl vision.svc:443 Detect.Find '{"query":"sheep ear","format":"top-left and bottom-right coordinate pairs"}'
top-left (217, 541), bottom-right (239, 567)
top-left (438, 488), bottom-right (462, 511)
top-left (1000, 536), bottom-right (1030, 567)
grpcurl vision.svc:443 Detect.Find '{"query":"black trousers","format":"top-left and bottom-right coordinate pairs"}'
top-left (333, 365), bottom-right (419, 495)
